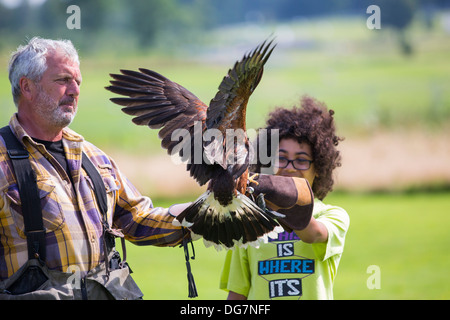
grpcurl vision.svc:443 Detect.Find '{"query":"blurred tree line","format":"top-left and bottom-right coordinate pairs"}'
top-left (0, 0), bottom-right (449, 53)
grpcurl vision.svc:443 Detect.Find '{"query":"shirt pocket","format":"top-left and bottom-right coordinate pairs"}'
top-left (97, 164), bottom-right (120, 225)
top-left (99, 164), bottom-right (119, 194)
top-left (5, 179), bottom-right (65, 238)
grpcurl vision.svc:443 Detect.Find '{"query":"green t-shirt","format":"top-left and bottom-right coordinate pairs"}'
top-left (219, 199), bottom-right (349, 300)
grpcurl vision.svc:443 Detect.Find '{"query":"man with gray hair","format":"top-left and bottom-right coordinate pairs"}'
top-left (8, 37), bottom-right (81, 139)
top-left (0, 37), bottom-right (192, 300)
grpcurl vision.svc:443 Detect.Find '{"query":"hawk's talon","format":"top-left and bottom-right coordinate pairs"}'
top-left (248, 173), bottom-right (259, 186)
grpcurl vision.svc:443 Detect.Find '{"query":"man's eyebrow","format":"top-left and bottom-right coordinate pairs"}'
top-left (54, 72), bottom-right (82, 83)
top-left (54, 72), bottom-right (73, 79)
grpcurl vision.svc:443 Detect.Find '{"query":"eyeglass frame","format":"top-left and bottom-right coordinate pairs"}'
top-left (276, 156), bottom-right (314, 170)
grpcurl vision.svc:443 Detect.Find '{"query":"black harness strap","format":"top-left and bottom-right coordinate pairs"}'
top-left (0, 126), bottom-right (46, 262)
top-left (80, 152), bottom-right (117, 279)
top-left (81, 152), bottom-right (108, 218)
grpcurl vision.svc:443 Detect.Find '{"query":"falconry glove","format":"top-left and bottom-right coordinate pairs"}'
top-left (247, 173), bottom-right (314, 232)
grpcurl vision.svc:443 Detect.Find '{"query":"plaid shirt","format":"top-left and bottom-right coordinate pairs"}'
top-left (0, 114), bottom-right (184, 280)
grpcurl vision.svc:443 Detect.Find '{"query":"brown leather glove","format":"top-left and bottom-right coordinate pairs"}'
top-left (247, 173), bottom-right (314, 232)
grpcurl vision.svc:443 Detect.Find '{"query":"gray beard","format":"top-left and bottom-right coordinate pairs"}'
top-left (34, 87), bottom-right (77, 129)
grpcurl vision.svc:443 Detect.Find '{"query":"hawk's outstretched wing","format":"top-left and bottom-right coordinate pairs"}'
top-left (106, 39), bottom-right (282, 250)
top-left (204, 39), bottom-right (276, 181)
top-left (107, 68), bottom-right (218, 185)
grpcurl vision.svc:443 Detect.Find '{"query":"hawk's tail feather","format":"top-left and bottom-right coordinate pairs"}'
top-left (175, 191), bottom-right (283, 250)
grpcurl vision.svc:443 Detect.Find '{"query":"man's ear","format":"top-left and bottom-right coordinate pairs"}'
top-left (19, 77), bottom-right (35, 101)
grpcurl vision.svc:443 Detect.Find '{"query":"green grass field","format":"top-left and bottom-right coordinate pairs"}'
top-left (126, 191), bottom-right (450, 300)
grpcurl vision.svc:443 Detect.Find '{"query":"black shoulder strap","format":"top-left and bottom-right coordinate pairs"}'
top-left (81, 153), bottom-right (108, 219)
top-left (0, 126), bottom-right (46, 262)
top-left (81, 151), bottom-right (119, 275)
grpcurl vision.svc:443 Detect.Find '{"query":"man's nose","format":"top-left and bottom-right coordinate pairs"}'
top-left (67, 79), bottom-right (80, 97)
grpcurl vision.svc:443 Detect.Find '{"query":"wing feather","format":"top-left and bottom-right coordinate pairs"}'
top-left (206, 39), bottom-right (276, 130)
top-left (106, 68), bottom-right (215, 185)
top-left (202, 39), bottom-right (276, 181)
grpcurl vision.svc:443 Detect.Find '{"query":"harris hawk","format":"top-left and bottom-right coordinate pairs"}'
top-left (106, 39), bottom-right (283, 249)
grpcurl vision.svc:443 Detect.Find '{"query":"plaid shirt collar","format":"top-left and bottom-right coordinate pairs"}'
top-left (9, 113), bottom-right (84, 146)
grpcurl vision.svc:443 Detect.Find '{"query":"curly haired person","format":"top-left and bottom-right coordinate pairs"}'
top-left (220, 96), bottom-right (350, 300)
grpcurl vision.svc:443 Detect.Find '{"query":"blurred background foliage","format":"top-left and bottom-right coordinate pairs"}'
top-left (0, 0), bottom-right (448, 53)
top-left (1, 0), bottom-right (450, 300)
top-left (1, 0), bottom-right (449, 162)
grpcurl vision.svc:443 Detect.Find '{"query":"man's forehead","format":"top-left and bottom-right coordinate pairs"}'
top-left (45, 49), bottom-right (80, 70)
top-left (44, 50), bottom-right (81, 79)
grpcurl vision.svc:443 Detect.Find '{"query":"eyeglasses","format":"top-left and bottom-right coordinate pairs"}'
top-left (277, 156), bottom-right (314, 170)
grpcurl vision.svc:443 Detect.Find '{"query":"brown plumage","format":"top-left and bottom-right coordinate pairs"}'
top-left (105, 39), bottom-right (283, 249)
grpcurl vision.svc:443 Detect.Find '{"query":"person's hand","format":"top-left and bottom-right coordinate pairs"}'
top-left (247, 173), bottom-right (314, 231)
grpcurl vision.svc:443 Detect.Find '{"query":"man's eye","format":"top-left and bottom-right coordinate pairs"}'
top-left (56, 78), bottom-right (69, 83)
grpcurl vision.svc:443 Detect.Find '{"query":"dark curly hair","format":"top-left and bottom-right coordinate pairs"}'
top-left (253, 95), bottom-right (343, 200)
